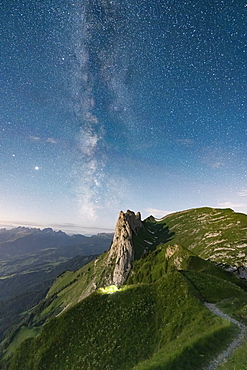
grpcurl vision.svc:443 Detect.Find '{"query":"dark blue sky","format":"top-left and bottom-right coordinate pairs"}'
top-left (1, 0), bottom-right (246, 233)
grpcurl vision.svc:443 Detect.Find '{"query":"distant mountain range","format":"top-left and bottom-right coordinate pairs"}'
top-left (0, 226), bottom-right (113, 259)
top-left (0, 227), bottom-right (113, 277)
top-left (1, 207), bottom-right (247, 369)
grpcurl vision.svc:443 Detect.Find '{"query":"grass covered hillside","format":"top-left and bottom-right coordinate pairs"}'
top-left (0, 251), bottom-right (112, 357)
top-left (1, 208), bottom-right (247, 369)
top-left (128, 243), bottom-right (247, 323)
top-left (3, 273), bottom-right (239, 370)
top-left (3, 244), bottom-right (247, 369)
top-left (141, 207), bottom-right (247, 266)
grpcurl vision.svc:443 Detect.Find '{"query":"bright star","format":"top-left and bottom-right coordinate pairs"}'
top-left (34, 166), bottom-right (39, 170)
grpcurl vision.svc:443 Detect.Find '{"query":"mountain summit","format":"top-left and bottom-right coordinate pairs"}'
top-left (107, 210), bottom-right (143, 285)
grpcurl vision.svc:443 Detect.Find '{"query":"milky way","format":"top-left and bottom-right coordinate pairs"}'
top-left (1, 0), bottom-right (246, 232)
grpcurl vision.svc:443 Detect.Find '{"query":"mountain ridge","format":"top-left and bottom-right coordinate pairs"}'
top-left (0, 227), bottom-right (113, 259)
top-left (1, 207), bottom-right (247, 369)
top-left (150, 207), bottom-right (247, 267)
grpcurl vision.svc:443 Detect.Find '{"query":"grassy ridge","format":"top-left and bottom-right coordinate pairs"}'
top-left (4, 243), bottom-right (247, 369)
top-left (25, 252), bottom-right (112, 326)
top-left (152, 207), bottom-right (247, 266)
top-left (129, 243), bottom-right (247, 323)
top-left (5, 273), bottom-right (237, 370)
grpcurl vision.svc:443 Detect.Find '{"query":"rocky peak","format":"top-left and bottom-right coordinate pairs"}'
top-left (117, 210), bottom-right (142, 234)
top-left (107, 210), bottom-right (143, 286)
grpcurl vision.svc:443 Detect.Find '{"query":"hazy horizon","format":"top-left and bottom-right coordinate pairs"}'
top-left (1, 204), bottom-right (247, 236)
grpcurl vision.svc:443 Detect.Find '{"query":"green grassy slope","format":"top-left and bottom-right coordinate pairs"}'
top-left (3, 327), bottom-right (41, 360)
top-left (4, 273), bottom-right (237, 370)
top-left (149, 207), bottom-right (247, 266)
top-left (4, 241), bottom-right (247, 369)
top-left (20, 251), bottom-right (112, 327)
top-left (2, 207), bottom-right (247, 369)
top-left (128, 243), bottom-right (247, 323)
top-left (1, 248), bottom-right (120, 360)
top-left (0, 255), bottom-right (98, 345)
top-left (2, 248), bottom-right (119, 337)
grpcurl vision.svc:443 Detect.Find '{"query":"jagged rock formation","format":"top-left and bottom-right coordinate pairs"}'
top-left (49, 210), bottom-right (142, 305)
top-left (107, 210), bottom-right (143, 286)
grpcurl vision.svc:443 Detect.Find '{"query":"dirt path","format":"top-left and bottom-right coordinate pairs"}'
top-left (203, 303), bottom-right (247, 370)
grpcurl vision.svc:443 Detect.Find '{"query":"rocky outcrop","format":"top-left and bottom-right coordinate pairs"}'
top-left (216, 263), bottom-right (247, 281)
top-left (107, 210), bottom-right (142, 286)
top-left (234, 266), bottom-right (247, 280)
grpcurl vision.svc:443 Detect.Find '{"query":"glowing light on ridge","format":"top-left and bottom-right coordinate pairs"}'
top-left (99, 285), bottom-right (119, 294)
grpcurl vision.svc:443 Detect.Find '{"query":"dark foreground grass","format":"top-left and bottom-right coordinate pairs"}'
top-left (5, 273), bottom-right (236, 370)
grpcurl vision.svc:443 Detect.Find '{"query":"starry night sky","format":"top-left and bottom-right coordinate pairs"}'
top-left (1, 0), bottom-right (246, 234)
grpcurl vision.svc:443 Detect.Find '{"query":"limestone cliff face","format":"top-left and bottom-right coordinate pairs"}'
top-left (108, 210), bottom-right (142, 286)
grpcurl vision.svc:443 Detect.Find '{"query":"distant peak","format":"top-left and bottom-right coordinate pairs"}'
top-left (42, 228), bottom-right (53, 233)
